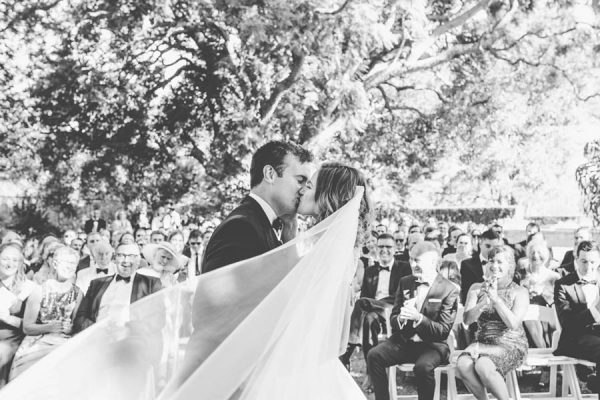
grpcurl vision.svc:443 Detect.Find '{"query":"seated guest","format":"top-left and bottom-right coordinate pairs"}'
top-left (367, 241), bottom-right (459, 400)
top-left (519, 240), bottom-right (559, 348)
top-left (393, 229), bottom-right (408, 262)
top-left (69, 237), bottom-right (84, 256)
top-left (439, 260), bottom-right (461, 292)
top-left (456, 245), bottom-right (529, 400)
top-left (444, 233), bottom-right (473, 267)
top-left (75, 240), bottom-right (116, 294)
top-left (408, 224), bottom-right (422, 234)
top-left (442, 226), bottom-right (463, 257)
top-left (184, 230), bottom-right (204, 277)
top-left (0, 243), bottom-right (35, 387)
top-left (73, 243), bottom-right (162, 333)
top-left (554, 240), bottom-right (600, 394)
top-left (62, 230), bottom-right (76, 246)
top-left (460, 229), bottom-right (502, 305)
top-left (558, 226), bottom-right (592, 276)
top-left (374, 223), bottom-right (388, 237)
top-left (32, 241), bottom-right (62, 285)
top-left (84, 207), bottom-right (107, 234)
top-left (139, 242), bottom-right (183, 287)
top-left (339, 234), bottom-right (411, 370)
top-left (26, 235), bottom-right (59, 276)
top-left (514, 222), bottom-right (540, 260)
top-left (150, 230), bottom-right (166, 244)
top-left (9, 246), bottom-right (83, 380)
top-left (111, 209), bottom-right (133, 234)
top-left (75, 232), bottom-right (103, 273)
top-left (119, 232), bottom-right (136, 245)
top-left (134, 227), bottom-right (149, 247)
top-left (438, 221), bottom-right (450, 250)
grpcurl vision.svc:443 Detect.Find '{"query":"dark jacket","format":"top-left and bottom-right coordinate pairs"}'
top-left (360, 259), bottom-right (412, 304)
top-left (460, 256), bottom-right (484, 304)
top-left (73, 273), bottom-right (162, 333)
top-left (389, 274), bottom-right (459, 347)
top-left (84, 218), bottom-right (107, 234)
top-left (201, 196), bottom-right (281, 273)
top-left (554, 271), bottom-right (599, 356)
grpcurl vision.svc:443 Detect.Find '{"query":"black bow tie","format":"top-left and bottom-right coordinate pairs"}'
top-left (578, 279), bottom-right (597, 285)
top-left (272, 218), bottom-right (283, 232)
top-left (96, 268), bottom-right (108, 274)
top-left (115, 275), bottom-right (131, 283)
top-left (378, 265), bottom-right (390, 272)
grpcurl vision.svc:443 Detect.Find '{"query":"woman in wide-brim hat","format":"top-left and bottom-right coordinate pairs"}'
top-left (138, 242), bottom-right (184, 287)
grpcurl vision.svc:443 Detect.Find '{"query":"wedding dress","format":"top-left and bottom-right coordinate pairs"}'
top-left (1, 189), bottom-right (367, 400)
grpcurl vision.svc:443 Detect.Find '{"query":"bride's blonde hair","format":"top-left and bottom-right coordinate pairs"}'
top-left (314, 162), bottom-right (372, 247)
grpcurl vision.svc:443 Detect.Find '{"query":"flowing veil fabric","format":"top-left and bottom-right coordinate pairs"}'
top-left (1, 188), bottom-right (367, 400)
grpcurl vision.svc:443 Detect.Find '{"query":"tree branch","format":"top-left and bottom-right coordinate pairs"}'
top-left (381, 82), bottom-right (449, 103)
top-left (377, 86), bottom-right (426, 117)
top-left (0, 0), bottom-right (61, 33)
top-left (407, 0), bottom-right (492, 63)
top-left (316, 0), bottom-right (353, 15)
top-left (365, 42), bottom-right (484, 88)
top-left (259, 47), bottom-right (305, 124)
top-left (489, 50), bottom-right (600, 102)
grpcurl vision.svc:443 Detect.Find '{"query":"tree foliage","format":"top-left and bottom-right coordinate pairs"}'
top-left (1, 0), bottom-right (599, 217)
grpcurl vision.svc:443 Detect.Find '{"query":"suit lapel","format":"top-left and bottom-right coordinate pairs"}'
top-left (245, 196), bottom-right (280, 249)
top-left (92, 278), bottom-right (112, 320)
top-left (130, 274), bottom-right (144, 303)
top-left (419, 275), bottom-right (445, 313)
top-left (572, 282), bottom-right (585, 305)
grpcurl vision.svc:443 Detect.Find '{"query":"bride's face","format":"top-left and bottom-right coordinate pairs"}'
top-left (297, 171), bottom-right (318, 217)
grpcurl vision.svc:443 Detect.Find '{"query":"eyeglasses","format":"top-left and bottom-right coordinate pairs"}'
top-left (115, 253), bottom-right (139, 260)
top-left (189, 242), bottom-right (202, 245)
top-left (377, 245), bottom-right (394, 249)
top-left (395, 239), bottom-right (405, 243)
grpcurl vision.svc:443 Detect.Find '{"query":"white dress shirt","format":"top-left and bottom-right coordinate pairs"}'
top-left (97, 274), bottom-right (134, 323)
top-left (75, 262), bottom-right (115, 295)
top-left (575, 270), bottom-right (600, 323)
top-left (375, 261), bottom-right (393, 300)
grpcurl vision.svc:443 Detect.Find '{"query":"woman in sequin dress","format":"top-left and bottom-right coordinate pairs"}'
top-left (456, 245), bottom-right (530, 400)
top-left (9, 246), bottom-right (83, 380)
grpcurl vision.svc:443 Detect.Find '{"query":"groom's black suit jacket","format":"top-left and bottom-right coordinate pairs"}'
top-left (73, 273), bottom-right (162, 333)
top-left (202, 196), bottom-right (281, 273)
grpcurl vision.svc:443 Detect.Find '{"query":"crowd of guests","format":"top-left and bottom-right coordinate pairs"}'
top-left (0, 206), bottom-right (213, 387)
top-left (0, 207), bottom-right (599, 400)
top-left (341, 220), bottom-right (600, 400)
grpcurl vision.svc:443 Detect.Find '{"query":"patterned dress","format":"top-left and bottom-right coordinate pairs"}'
top-left (471, 281), bottom-right (528, 375)
top-left (9, 282), bottom-right (80, 380)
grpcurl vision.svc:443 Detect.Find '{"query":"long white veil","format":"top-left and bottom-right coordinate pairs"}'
top-left (1, 188), bottom-right (366, 400)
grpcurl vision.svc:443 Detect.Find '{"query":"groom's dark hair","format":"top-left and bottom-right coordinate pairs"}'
top-left (250, 141), bottom-right (312, 188)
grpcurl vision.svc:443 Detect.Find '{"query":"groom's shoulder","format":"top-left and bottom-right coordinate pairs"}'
top-left (214, 197), bottom-right (263, 233)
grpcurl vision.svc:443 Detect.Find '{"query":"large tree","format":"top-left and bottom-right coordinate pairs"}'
top-left (1, 0), bottom-right (599, 217)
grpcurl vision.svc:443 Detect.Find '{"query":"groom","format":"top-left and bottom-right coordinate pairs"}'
top-left (202, 141), bottom-right (313, 273)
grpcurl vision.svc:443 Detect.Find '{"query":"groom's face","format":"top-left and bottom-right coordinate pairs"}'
top-left (272, 154), bottom-right (311, 215)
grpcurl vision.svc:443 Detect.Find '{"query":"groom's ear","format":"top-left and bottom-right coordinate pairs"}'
top-left (263, 165), bottom-right (276, 183)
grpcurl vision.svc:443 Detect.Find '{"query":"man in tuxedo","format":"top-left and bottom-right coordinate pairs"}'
top-left (554, 240), bottom-right (600, 393)
top-left (202, 141), bottom-right (313, 273)
top-left (459, 228), bottom-right (502, 304)
top-left (73, 243), bottom-right (163, 333)
top-left (339, 234), bottom-right (412, 368)
top-left (184, 229), bottom-right (203, 276)
top-left (367, 241), bottom-right (459, 400)
top-left (76, 232), bottom-right (103, 273)
top-left (84, 208), bottom-right (107, 234)
top-left (393, 229), bottom-right (408, 261)
top-left (558, 226), bottom-right (592, 276)
top-left (75, 239), bottom-right (116, 294)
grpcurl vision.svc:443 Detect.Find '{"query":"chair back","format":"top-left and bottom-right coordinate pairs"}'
top-left (521, 304), bottom-right (561, 352)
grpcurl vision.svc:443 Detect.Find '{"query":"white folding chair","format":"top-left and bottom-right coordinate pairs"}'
top-left (388, 306), bottom-right (464, 400)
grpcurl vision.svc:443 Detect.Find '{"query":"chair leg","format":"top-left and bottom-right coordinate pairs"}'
top-left (565, 364), bottom-right (583, 399)
top-left (433, 368), bottom-right (441, 400)
top-left (562, 365), bottom-right (571, 397)
top-left (549, 365), bottom-right (558, 397)
top-left (506, 370), bottom-right (521, 400)
top-left (447, 368), bottom-right (458, 400)
top-left (388, 367), bottom-right (398, 400)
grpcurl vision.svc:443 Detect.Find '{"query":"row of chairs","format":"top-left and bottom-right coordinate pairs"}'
top-left (386, 305), bottom-right (596, 400)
